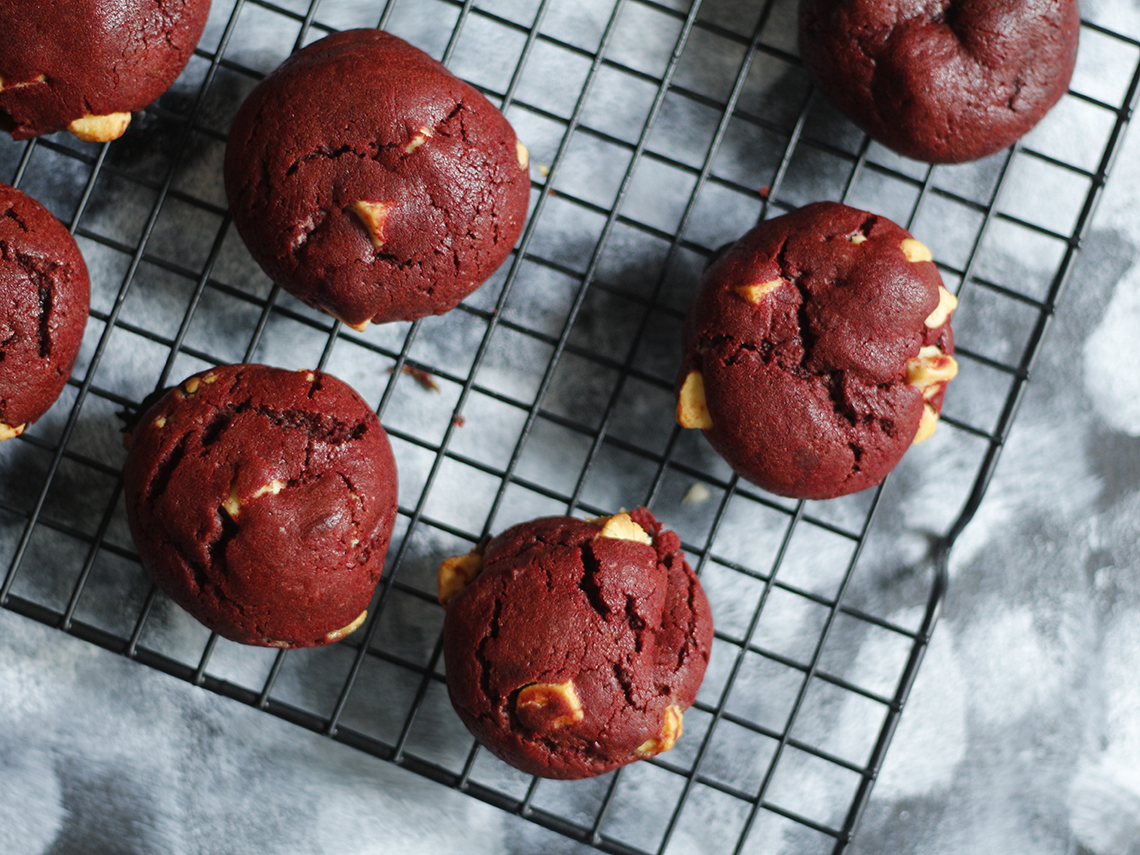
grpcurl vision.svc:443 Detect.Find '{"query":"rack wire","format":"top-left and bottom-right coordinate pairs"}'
top-left (2, 1), bottom-right (1138, 853)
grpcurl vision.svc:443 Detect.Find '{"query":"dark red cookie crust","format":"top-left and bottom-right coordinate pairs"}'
top-left (0, 182), bottom-right (89, 437)
top-left (0, 0), bottom-right (213, 141)
top-left (440, 509), bottom-right (714, 779)
top-left (798, 0), bottom-right (1080, 163)
top-left (224, 28), bottom-right (531, 330)
top-left (123, 364), bottom-right (399, 648)
top-left (676, 202), bottom-right (956, 500)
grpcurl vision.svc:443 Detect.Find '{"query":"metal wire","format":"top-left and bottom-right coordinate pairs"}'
top-left (2, 1), bottom-right (1139, 853)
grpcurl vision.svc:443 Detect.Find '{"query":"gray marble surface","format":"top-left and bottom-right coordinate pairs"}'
top-left (4, 0), bottom-right (1140, 853)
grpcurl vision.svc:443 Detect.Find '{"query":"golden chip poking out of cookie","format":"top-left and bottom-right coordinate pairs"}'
top-left (515, 680), bottom-right (584, 732)
top-left (735, 278), bottom-right (783, 304)
top-left (68, 112), bottom-right (132, 143)
top-left (676, 370), bottom-right (713, 429)
top-left (438, 551), bottom-right (484, 607)
top-left (594, 512), bottom-right (652, 544)
top-left (636, 704), bottom-right (684, 757)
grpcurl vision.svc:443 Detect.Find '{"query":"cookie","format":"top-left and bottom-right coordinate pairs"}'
top-left (798, 0), bottom-right (1080, 163)
top-left (224, 28), bottom-right (531, 330)
top-left (123, 364), bottom-right (399, 648)
top-left (0, 0), bottom-right (213, 142)
top-left (1, 182), bottom-right (90, 440)
top-left (675, 202), bottom-right (957, 500)
top-left (439, 509), bottom-right (714, 779)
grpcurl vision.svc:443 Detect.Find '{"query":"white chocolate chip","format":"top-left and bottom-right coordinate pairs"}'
top-left (912, 403), bottom-right (939, 444)
top-left (319, 304), bottom-right (371, 333)
top-left (0, 422), bottom-right (27, 441)
top-left (516, 139), bottom-right (529, 170)
top-left (183, 377), bottom-right (201, 397)
top-left (224, 478), bottom-right (286, 519)
top-left (906, 346), bottom-right (959, 392)
top-left (0, 73), bottom-right (45, 92)
top-left (735, 278), bottom-right (784, 305)
top-left (404, 126), bottom-right (433, 154)
top-left (349, 199), bottom-right (393, 249)
top-left (249, 479), bottom-right (286, 500)
top-left (323, 610), bottom-right (368, 643)
top-left (152, 416), bottom-right (167, 429)
top-left (682, 483), bottom-right (711, 506)
top-left (516, 680), bottom-right (584, 730)
top-left (636, 704), bottom-right (684, 757)
top-left (900, 238), bottom-right (933, 263)
top-left (221, 482), bottom-right (242, 519)
top-left (924, 285), bottom-right (958, 329)
top-left (848, 233), bottom-right (867, 245)
top-left (594, 512), bottom-right (652, 545)
top-left (68, 112), bottom-right (131, 143)
top-left (437, 551), bottom-right (484, 607)
top-left (676, 370), bottom-right (713, 429)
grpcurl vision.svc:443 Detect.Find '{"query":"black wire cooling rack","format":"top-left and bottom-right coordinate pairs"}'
top-left (3, 1), bottom-right (1139, 853)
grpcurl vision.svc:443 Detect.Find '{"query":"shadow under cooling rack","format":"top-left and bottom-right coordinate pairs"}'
top-left (2, 1), bottom-right (1139, 854)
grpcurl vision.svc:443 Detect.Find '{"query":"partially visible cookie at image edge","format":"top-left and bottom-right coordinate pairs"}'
top-left (0, 182), bottom-right (90, 440)
top-left (0, 0), bottom-right (213, 142)
top-left (798, 0), bottom-right (1080, 163)
top-left (123, 364), bottom-right (399, 648)
top-left (439, 508), bottom-right (714, 779)
top-left (676, 201), bottom-right (957, 500)
top-left (224, 28), bottom-right (531, 331)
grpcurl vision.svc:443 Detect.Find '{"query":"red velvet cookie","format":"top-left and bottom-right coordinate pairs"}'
top-left (676, 202), bottom-right (957, 500)
top-left (224, 28), bottom-right (531, 330)
top-left (1, 182), bottom-right (89, 440)
top-left (123, 364), bottom-right (399, 648)
top-left (439, 509), bottom-right (714, 779)
top-left (798, 0), bottom-right (1080, 163)
top-left (0, 0), bottom-right (213, 142)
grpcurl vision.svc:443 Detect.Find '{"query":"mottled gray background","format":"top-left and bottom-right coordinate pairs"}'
top-left (4, 0), bottom-right (1140, 853)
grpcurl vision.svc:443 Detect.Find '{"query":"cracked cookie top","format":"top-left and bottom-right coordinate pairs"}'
top-left (798, 0), bottom-right (1079, 163)
top-left (223, 28), bottom-right (531, 330)
top-left (440, 508), bottom-right (713, 779)
top-left (676, 201), bottom-right (956, 500)
top-left (122, 363), bottom-right (399, 648)
top-left (0, 182), bottom-right (89, 439)
top-left (0, 0), bottom-right (212, 141)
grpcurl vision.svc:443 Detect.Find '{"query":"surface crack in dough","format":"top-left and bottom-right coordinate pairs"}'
top-left (476, 593), bottom-right (503, 717)
top-left (36, 285), bottom-right (52, 359)
top-left (682, 561), bottom-right (702, 668)
top-left (3, 206), bottom-right (29, 232)
top-left (723, 338), bottom-right (760, 367)
top-left (284, 144), bottom-right (360, 178)
top-left (208, 500), bottom-right (241, 577)
top-left (611, 662), bottom-right (639, 710)
top-left (290, 208), bottom-right (328, 255)
top-left (197, 406), bottom-right (239, 448)
top-left (306, 372), bottom-right (322, 399)
top-left (828, 372), bottom-right (860, 426)
top-left (335, 471), bottom-right (366, 546)
top-left (577, 543), bottom-right (610, 619)
top-left (146, 432), bottom-right (192, 501)
top-left (172, 537), bottom-right (212, 599)
top-left (774, 233), bottom-right (821, 372)
top-left (625, 594), bottom-right (647, 653)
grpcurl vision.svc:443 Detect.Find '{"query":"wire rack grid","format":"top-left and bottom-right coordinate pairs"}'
top-left (2, 1), bottom-right (1138, 853)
